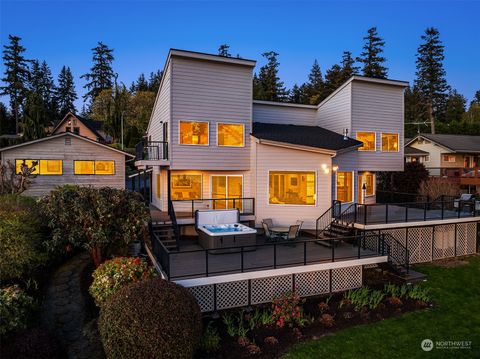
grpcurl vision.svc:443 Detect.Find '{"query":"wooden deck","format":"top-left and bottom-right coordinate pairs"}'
top-left (165, 236), bottom-right (378, 280)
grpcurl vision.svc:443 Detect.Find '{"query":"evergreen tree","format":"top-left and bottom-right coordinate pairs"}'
top-left (340, 51), bottom-right (359, 82)
top-left (255, 51), bottom-right (288, 102)
top-left (252, 73), bottom-right (266, 100)
top-left (148, 70), bottom-right (163, 93)
top-left (404, 86), bottom-right (428, 137)
top-left (289, 84), bottom-right (308, 104)
top-left (305, 60), bottom-right (325, 105)
top-left (462, 90), bottom-right (480, 125)
top-left (218, 44), bottom-right (231, 57)
top-left (81, 42), bottom-right (116, 105)
top-left (472, 90), bottom-right (480, 105)
top-left (22, 92), bottom-right (46, 140)
top-left (56, 66), bottom-right (77, 117)
top-left (443, 90), bottom-right (466, 123)
top-left (1, 35), bottom-right (30, 134)
top-left (130, 73), bottom-right (149, 93)
top-left (414, 27), bottom-right (449, 134)
top-left (357, 27), bottom-right (388, 78)
top-left (0, 102), bottom-right (10, 135)
top-left (324, 64), bottom-right (344, 95)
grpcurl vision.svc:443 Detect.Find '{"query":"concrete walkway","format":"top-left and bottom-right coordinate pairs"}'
top-left (42, 253), bottom-right (104, 359)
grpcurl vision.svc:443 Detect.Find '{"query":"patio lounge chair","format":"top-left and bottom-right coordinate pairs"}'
top-left (454, 193), bottom-right (474, 211)
top-left (262, 222), bottom-right (281, 242)
top-left (284, 224), bottom-right (301, 246)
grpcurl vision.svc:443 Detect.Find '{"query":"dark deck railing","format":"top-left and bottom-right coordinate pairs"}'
top-left (428, 167), bottom-right (480, 180)
top-left (150, 233), bottom-right (389, 280)
top-left (171, 197), bottom-right (255, 217)
top-left (135, 140), bottom-right (168, 161)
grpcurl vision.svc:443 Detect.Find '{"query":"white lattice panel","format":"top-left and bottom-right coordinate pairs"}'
top-left (465, 222), bottom-right (478, 254)
top-left (382, 228), bottom-right (407, 247)
top-left (295, 270), bottom-right (330, 297)
top-left (250, 275), bottom-right (292, 305)
top-left (407, 226), bottom-right (433, 264)
top-left (188, 285), bottom-right (214, 312)
top-left (433, 224), bottom-right (455, 260)
top-left (456, 222), bottom-right (478, 256)
top-left (216, 280), bottom-right (249, 310)
top-left (331, 266), bottom-right (362, 292)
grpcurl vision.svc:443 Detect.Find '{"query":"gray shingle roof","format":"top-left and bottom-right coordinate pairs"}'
top-left (251, 122), bottom-right (362, 152)
top-left (416, 133), bottom-right (480, 153)
top-left (404, 146), bottom-right (429, 155)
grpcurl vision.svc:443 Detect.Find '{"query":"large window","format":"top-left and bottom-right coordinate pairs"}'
top-left (15, 159), bottom-right (62, 175)
top-left (170, 174), bottom-right (202, 200)
top-left (217, 123), bottom-right (245, 147)
top-left (212, 175), bottom-right (243, 209)
top-left (179, 121), bottom-right (209, 145)
top-left (381, 133), bottom-right (399, 152)
top-left (357, 132), bottom-right (376, 151)
top-left (336, 172), bottom-right (353, 202)
top-left (269, 171), bottom-right (316, 205)
top-left (74, 160), bottom-right (115, 175)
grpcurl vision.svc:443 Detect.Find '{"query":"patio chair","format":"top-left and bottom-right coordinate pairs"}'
top-left (295, 220), bottom-right (303, 231)
top-left (262, 222), bottom-right (280, 242)
top-left (263, 218), bottom-right (274, 228)
top-left (454, 193), bottom-right (474, 211)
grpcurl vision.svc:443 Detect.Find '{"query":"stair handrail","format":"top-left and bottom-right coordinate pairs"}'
top-left (315, 200), bottom-right (342, 238)
top-left (335, 203), bottom-right (357, 227)
top-left (381, 233), bottom-right (410, 274)
top-left (168, 199), bottom-right (180, 242)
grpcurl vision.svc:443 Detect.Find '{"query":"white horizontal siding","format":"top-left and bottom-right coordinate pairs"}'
top-left (252, 103), bottom-right (317, 126)
top-left (253, 141), bottom-right (332, 229)
top-left (1, 136), bottom-right (126, 197)
top-left (149, 63), bottom-right (171, 143)
top-left (316, 83), bottom-right (351, 134)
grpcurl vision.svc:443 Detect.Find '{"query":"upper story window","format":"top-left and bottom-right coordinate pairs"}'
top-left (269, 171), bottom-right (316, 205)
top-left (179, 121), bottom-right (209, 145)
top-left (15, 159), bottom-right (62, 175)
top-left (74, 160), bottom-right (115, 175)
top-left (217, 123), bottom-right (245, 147)
top-left (381, 133), bottom-right (399, 152)
top-left (357, 132), bottom-right (376, 151)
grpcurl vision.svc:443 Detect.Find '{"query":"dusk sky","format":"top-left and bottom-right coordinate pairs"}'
top-left (1, 0), bottom-right (479, 109)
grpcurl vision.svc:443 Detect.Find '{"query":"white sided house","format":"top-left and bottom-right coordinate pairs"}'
top-left (0, 132), bottom-right (134, 196)
top-left (137, 49), bottom-right (479, 312)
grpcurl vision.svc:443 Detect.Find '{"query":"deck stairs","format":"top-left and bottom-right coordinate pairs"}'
top-left (152, 223), bottom-right (178, 251)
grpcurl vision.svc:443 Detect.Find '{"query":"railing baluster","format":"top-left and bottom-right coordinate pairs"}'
top-left (205, 250), bottom-right (209, 277)
top-left (241, 246), bottom-right (244, 273)
top-left (331, 239), bottom-right (335, 262)
top-left (191, 200), bottom-right (194, 218)
top-left (385, 204), bottom-right (389, 224)
top-left (273, 244), bottom-right (277, 269)
top-left (303, 241), bottom-right (307, 265)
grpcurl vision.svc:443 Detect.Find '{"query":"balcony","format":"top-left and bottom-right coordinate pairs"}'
top-left (428, 167), bottom-right (480, 186)
top-left (134, 140), bottom-right (169, 168)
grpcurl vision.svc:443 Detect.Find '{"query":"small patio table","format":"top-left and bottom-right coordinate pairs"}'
top-left (270, 227), bottom-right (289, 234)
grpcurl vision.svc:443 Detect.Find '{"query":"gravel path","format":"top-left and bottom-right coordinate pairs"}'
top-left (42, 253), bottom-right (104, 359)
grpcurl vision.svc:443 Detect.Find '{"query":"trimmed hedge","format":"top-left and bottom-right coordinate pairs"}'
top-left (99, 278), bottom-right (202, 359)
top-left (0, 285), bottom-right (35, 336)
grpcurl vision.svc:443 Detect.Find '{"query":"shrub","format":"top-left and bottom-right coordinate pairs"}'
top-left (0, 195), bottom-right (49, 283)
top-left (343, 287), bottom-right (384, 311)
top-left (0, 285), bottom-right (35, 336)
top-left (41, 186), bottom-right (150, 267)
top-left (0, 327), bottom-right (64, 359)
top-left (200, 322), bottom-right (220, 353)
top-left (98, 278), bottom-right (202, 359)
top-left (271, 291), bottom-right (305, 328)
top-left (89, 257), bottom-right (157, 306)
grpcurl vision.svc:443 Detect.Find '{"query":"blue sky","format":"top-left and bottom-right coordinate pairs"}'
top-left (1, 0), bottom-right (479, 109)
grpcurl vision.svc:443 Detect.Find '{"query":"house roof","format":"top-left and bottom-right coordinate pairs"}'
top-left (251, 122), bottom-right (362, 152)
top-left (404, 146), bottom-right (429, 156)
top-left (52, 112), bottom-right (105, 140)
top-left (0, 132), bottom-right (134, 158)
top-left (406, 134), bottom-right (480, 153)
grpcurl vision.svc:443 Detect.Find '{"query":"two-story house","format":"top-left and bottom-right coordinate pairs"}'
top-left (136, 49), bottom-right (407, 229)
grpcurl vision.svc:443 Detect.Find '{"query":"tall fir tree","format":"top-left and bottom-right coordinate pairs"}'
top-left (254, 51), bottom-right (288, 102)
top-left (0, 102), bottom-right (10, 135)
top-left (472, 90), bottom-right (480, 105)
top-left (130, 73), bottom-right (149, 93)
top-left (305, 60), bottom-right (325, 105)
top-left (324, 64), bottom-right (344, 95)
top-left (289, 84), bottom-right (308, 104)
top-left (56, 66), bottom-right (77, 117)
top-left (1, 35), bottom-right (30, 134)
top-left (414, 27), bottom-right (449, 134)
top-left (404, 86), bottom-right (427, 137)
top-left (357, 27), bottom-right (388, 79)
top-left (443, 90), bottom-right (466, 123)
top-left (22, 92), bottom-right (46, 140)
top-left (81, 42), bottom-right (116, 106)
top-left (218, 44), bottom-right (231, 57)
top-left (340, 51), bottom-right (359, 82)
top-left (148, 70), bottom-right (163, 93)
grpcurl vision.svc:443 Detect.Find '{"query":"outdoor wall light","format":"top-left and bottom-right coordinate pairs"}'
top-left (321, 164), bottom-right (339, 174)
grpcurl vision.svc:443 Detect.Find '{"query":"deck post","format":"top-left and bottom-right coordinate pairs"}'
top-left (241, 246), bottom-right (244, 273)
top-left (191, 200), bottom-right (195, 218)
top-left (385, 204), bottom-right (389, 224)
top-left (205, 250), bottom-right (209, 277)
top-left (424, 202), bottom-right (427, 221)
top-left (405, 205), bottom-right (409, 222)
top-left (273, 244), bottom-right (277, 269)
top-left (303, 241), bottom-right (307, 265)
top-left (331, 239), bottom-right (335, 262)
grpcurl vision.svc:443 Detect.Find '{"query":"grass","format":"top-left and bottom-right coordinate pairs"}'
top-left (285, 255), bottom-right (480, 359)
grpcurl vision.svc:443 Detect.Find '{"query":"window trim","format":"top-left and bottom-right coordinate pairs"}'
top-left (216, 123), bottom-right (245, 148)
top-left (73, 160), bottom-right (115, 175)
top-left (268, 170), bottom-right (317, 207)
top-left (15, 159), bottom-right (63, 176)
top-left (170, 173), bottom-right (203, 200)
top-left (381, 132), bottom-right (400, 152)
top-left (336, 171), bottom-right (354, 204)
top-left (424, 155), bottom-right (430, 162)
top-left (356, 131), bottom-right (376, 152)
top-left (178, 120), bottom-right (210, 146)
top-left (443, 154), bottom-right (456, 163)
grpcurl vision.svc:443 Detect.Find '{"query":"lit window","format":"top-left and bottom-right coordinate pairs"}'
top-left (95, 161), bottom-right (115, 175)
top-left (336, 172), bottom-right (353, 202)
top-left (74, 161), bottom-right (95, 175)
top-left (170, 174), bottom-right (202, 200)
top-left (179, 121), bottom-right (209, 145)
top-left (381, 133), bottom-right (399, 152)
top-left (269, 171), bottom-right (316, 205)
top-left (364, 173), bottom-right (375, 196)
top-left (40, 160), bottom-right (63, 175)
top-left (15, 160), bottom-right (39, 175)
top-left (443, 155), bottom-right (456, 163)
top-left (217, 123), bottom-right (244, 147)
top-left (357, 132), bottom-right (376, 151)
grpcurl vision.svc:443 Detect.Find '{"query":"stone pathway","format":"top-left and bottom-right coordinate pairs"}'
top-left (42, 253), bottom-right (105, 359)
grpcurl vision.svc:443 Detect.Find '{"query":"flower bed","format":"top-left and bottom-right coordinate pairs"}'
top-left (196, 282), bottom-right (432, 358)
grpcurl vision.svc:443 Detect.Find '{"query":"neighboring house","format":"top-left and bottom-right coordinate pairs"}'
top-left (405, 134), bottom-right (480, 193)
top-left (52, 112), bottom-right (110, 143)
top-left (136, 49), bottom-right (407, 229)
top-left (404, 146), bottom-right (429, 163)
top-left (0, 132), bottom-right (134, 196)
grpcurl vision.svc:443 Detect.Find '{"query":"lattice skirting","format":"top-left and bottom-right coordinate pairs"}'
top-left (187, 265), bottom-right (363, 312)
top-left (380, 221), bottom-right (478, 264)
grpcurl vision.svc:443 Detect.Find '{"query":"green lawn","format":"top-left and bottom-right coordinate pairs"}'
top-left (285, 255), bottom-right (480, 359)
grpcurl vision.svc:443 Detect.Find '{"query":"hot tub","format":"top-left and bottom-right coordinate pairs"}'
top-left (195, 209), bottom-right (257, 253)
